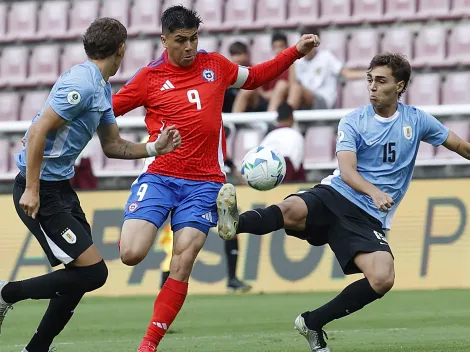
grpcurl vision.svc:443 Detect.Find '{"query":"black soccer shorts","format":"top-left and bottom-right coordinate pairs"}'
top-left (13, 173), bottom-right (93, 267)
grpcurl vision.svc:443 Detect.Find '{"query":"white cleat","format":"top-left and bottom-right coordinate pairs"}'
top-left (216, 183), bottom-right (239, 240)
top-left (0, 280), bottom-right (13, 335)
top-left (294, 314), bottom-right (331, 352)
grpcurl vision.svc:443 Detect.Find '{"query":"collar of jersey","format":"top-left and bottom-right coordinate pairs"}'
top-left (84, 60), bottom-right (107, 87)
top-left (371, 104), bottom-right (400, 123)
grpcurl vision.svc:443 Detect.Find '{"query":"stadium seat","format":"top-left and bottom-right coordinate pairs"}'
top-left (351, 0), bottom-right (384, 23)
top-left (383, 0), bottom-right (417, 21)
top-left (381, 28), bottom-right (413, 60)
top-left (436, 121), bottom-right (470, 159)
top-left (287, 33), bottom-right (301, 47)
top-left (447, 25), bottom-right (470, 66)
top-left (61, 44), bottom-right (88, 73)
top-left (407, 73), bottom-right (441, 106)
top-left (27, 45), bottom-right (60, 86)
top-left (341, 79), bottom-right (370, 108)
top-left (304, 126), bottom-right (335, 164)
top-left (413, 26), bottom-right (448, 68)
top-left (103, 133), bottom-right (138, 171)
top-left (101, 0), bottom-right (130, 27)
top-left (129, 0), bottom-right (161, 36)
top-left (36, 1), bottom-right (69, 40)
top-left (254, 0), bottom-right (287, 28)
top-left (0, 3), bottom-right (7, 43)
top-left (319, 0), bottom-right (352, 25)
top-left (416, 0), bottom-right (451, 19)
top-left (416, 142), bottom-right (435, 160)
top-left (115, 40), bottom-right (154, 82)
top-left (0, 47), bottom-right (29, 87)
top-left (314, 31), bottom-right (347, 63)
top-left (66, 0), bottom-right (100, 38)
top-left (195, 0), bottom-right (223, 32)
top-left (8, 141), bottom-right (24, 173)
top-left (232, 129), bottom-right (264, 169)
top-left (449, 0), bottom-right (470, 17)
top-left (286, 0), bottom-right (319, 27)
top-left (6, 1), bottom-right (38, 41)
top-left (162, 0), bottom-right (193, 11)
top-left (346, 29), bottom-right (379, 68)
top-left (442, 72), bottom-right (470, 105)
top-left (0, 140), bottom-right (10, 173)
top-left (251, 35), bottom-right (274, 65)
top-left (21, 91), bottom-right (49, 121)
top-left (197, 37), bottom-right (219, 53)
top-left (0, 93), bottom-right (21, 121)
top-left (223, 0), bottom-right (255, 30)
top-left (224, 123), bottom-right (237, 161)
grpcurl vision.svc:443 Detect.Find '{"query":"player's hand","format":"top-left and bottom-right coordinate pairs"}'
top-left (20, 188), bottom-right (40, 219)
top-left (370, 190), bottom-right (394, 212)
top-left (155, 125), bottom-right (181, 155)
top-left (296, 34), bottom-right (320, 56)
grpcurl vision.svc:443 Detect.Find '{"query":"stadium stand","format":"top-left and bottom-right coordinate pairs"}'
top-left (0, 0), bottom-right (469, 182)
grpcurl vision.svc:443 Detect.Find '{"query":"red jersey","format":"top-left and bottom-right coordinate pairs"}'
top-left (113, 47), bottom-right (303, 183)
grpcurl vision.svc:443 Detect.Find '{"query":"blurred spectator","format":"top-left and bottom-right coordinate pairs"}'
top-left (274, 27), bottom-right (363, 111)
top-left (70, 145), bottom-right (98, 189)
top-left (260, 103), bottom-right (306, 182)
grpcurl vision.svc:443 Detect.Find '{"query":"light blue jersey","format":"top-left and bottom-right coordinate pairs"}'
top-left (15, 60), bottom-right (116, 181)
top-left (323, 103), bottom-right (449, 230)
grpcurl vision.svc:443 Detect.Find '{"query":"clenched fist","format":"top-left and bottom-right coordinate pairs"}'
top-left (296, 34), bottom-right (321, 56)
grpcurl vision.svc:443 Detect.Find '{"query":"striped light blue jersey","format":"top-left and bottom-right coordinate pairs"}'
top-left (323, 103), bottom-right (449, 230)
top-left (15, 60), bottom-right (116, 181)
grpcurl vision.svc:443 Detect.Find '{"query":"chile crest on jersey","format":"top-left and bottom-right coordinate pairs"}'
top-left (202, 69), bottom-right (216, 82)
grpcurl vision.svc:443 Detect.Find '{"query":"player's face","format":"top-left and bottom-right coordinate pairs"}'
top-left (162, 28), bottom-right (198, 67)
top-left (272, 40), bottom-right (287, 55)
top-left (367, 66), bottom-right (404, 109)
top-left (230, 53), bottom-right (250, 66)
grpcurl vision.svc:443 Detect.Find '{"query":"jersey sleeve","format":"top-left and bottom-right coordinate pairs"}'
top-left (211, 53), bottom-right (244, 87)
top-left (419, 110), bottom-right (449, 146)
top-left (112, 67), bottom-right (150, 117)
top-left (48, 76), bottom-right (93, 121)
top-left (336, 116), bottom-right (359, 153)
top-left (100, 109), bottom-right (117, 125)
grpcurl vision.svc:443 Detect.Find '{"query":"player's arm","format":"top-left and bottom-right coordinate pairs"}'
top-left (112, 67), bottom-right (149, 117)
top-left (442, 131), bottom-right (470, 159)
top-left (225, 35), bottom-right (320, 90)
top-left (97, 120), bottom-right (181, 159)
top-left (336, 118), bottom-right (394, 212)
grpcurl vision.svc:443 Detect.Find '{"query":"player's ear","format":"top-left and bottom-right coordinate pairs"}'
top-left (396, 80), bottom-right (405, 94)
top-left (161, 35), bottom-right (167, 49)
top-left (117, 43), bottom-right (126, 58)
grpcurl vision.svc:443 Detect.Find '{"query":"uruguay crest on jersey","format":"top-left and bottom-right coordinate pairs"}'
top-left (403, 125), bottom-right (412, 140)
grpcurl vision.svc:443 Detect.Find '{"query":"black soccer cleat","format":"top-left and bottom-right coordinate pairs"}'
top-left (227, 277), bottom-right (252, 293)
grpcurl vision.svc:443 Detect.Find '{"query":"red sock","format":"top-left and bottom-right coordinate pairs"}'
top-left (143, 278), bottom-right (188, 346)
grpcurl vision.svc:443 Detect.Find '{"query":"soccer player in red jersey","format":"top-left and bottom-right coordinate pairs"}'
top-left (112, 5), bottom-right (319, 352)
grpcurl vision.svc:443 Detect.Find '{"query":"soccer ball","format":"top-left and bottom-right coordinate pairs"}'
top-left (240, 146), bottom-right (286, 191)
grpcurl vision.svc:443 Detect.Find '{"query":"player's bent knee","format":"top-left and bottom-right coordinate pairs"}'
top-left (120, 248), bottom-right (147, 266)
top-left (368, 266), bottom-right (395, 295)
top-left (73, 259), bottom-right (109, 292)
top-left (277, 198), bottom-right (308, 230)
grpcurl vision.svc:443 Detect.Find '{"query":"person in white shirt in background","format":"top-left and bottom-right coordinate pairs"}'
top-left (261, 103), bottom-right (306, 182)
top-left (279, 27), bottom-right (364, 111)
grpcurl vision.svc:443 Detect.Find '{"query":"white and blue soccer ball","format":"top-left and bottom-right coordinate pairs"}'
top-left (240, 146), bottom-right (286, 191)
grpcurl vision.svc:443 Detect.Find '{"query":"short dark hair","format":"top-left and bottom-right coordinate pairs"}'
top-left (277, 103), bottom-right (294, 121)
top-left (161, 5), bottom-right (202, 34)
top-left (229, 41), bottom-right (249, 56)
top-left (300, 26), bottom-right (320, 37)
top-left (272, 32), bottom-right (288, 45)
top-left (83, 18), bottom-right (127, 60)
top-left (367, 53), bottom-right (412, 99)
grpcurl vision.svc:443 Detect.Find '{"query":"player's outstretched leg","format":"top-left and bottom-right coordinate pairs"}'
top-left (295, 252), bottom-right (394, 351)
top-left (216, 184), bottom-right (306, 240)
top-left (0, 281), bottom-right (13, 335)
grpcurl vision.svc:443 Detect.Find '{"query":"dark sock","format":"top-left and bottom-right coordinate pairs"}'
top-left (160, 271), bottom-right (170, 289)
top-left (225, 237), bottom-right (239, 280)
top-left (2, 260), bottom-right (108, 304)
top-left (26, 293), bottom-right (84, 352)
top-left (237, 205), bottom-right (284, 235)
top-left (303, 278), bottom-right (383, 330)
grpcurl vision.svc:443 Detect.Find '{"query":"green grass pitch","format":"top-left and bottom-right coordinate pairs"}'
top-left (1, 289), bottom-right (470, 351)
